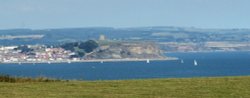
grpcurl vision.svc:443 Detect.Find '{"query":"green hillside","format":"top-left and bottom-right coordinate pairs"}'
top-left (0, 76), bottom-right (249, 98)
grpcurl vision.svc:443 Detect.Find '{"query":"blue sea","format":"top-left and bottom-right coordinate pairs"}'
top-left (0, 52), bottom-right (250, 80)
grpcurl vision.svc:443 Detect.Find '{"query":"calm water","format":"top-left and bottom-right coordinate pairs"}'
top-left (0, 52), bottom-right (250, 80)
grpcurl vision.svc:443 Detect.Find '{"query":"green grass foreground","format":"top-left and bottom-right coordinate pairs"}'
top-left (0, 76), bottom-right (250, 98)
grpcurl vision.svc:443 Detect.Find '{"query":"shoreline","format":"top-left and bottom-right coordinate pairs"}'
top-left (2, 51), bottom-right (250, 64)
top-left (165, 50), bottom-right (250, 54)
top-left (0, 57), bottom-right (178, 64)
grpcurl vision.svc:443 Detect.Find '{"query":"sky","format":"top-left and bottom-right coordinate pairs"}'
top-left (0, 0), bottom-right (249, 29)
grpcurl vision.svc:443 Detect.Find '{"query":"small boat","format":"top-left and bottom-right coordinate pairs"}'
top-left (68, 60), bottom-right (71, 64)
top-left (146, 59), bottom-right (150, 63)
top-left (181, 59), bottom-right (184, 63)
top-left (194, 60), bottom-right (198, 66)
top-left (100, 61), bottom-right (103, 63)
top-left (18, 62), bottom-right (22, 65)
top-left (48, 61), bottom-right (51, 64)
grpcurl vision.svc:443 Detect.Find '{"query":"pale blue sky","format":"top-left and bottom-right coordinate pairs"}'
top-left (0, 0), bottom-right (249, 29)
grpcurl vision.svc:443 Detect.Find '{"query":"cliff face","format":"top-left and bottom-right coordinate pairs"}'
top-left (85, 42), bottom-right (165, 59)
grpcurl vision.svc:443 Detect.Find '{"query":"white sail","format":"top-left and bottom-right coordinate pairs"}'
top-left (146, 59), bottom-right (150, 63)
top-left (181, 59), bottom-right (184, 63)
top-left (194, 60), bottom-right (198, 66)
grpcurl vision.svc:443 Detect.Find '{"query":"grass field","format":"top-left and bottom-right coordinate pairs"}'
top-left (0, 76), bottom-right (250, 98)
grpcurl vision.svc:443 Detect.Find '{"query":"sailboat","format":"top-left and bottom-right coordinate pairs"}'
top-left (146, 59), bottom-right (150, 63)
top-left (181, 59), bottom-right (184, 63)
top-left (194, 60), bottom-right (198, 66)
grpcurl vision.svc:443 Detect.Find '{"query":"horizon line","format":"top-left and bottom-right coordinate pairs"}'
top-left (0, 26), bottom-right (250, 31)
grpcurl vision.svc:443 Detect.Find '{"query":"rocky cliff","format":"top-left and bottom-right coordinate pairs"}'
top-left (85, 42), bottom-right (165, 59)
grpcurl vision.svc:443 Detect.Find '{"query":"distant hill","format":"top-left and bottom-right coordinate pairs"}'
top-left (0, 26), bottom-right (250, 52)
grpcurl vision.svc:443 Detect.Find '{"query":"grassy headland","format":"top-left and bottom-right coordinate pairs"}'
top-left (0, 76), bottom-right (249, 98)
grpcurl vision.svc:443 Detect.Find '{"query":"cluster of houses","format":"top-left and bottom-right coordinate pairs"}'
top-left (0, 45), bottom-right (80, 63)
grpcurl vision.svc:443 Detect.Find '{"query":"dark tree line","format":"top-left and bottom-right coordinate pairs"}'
top-left (60, 40), bottom-right (99, 57)
top-left (14, 45), bottom-right (34, 53)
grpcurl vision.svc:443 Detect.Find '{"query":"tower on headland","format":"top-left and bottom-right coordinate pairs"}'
top-left (99, 35), bottom-right (106, 41)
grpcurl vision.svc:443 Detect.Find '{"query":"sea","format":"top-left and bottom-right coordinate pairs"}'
top-left (0, 51), bottom-right (250, 80)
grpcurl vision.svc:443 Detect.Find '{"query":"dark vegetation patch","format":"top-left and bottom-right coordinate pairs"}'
top-left (0, 75), bottom-right (61, 83)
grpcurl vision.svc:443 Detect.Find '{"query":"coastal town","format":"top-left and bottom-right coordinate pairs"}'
top-left (0, 38), bottom-right (173, 64)
top-left (0, 45), bottom-right (79, 64)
